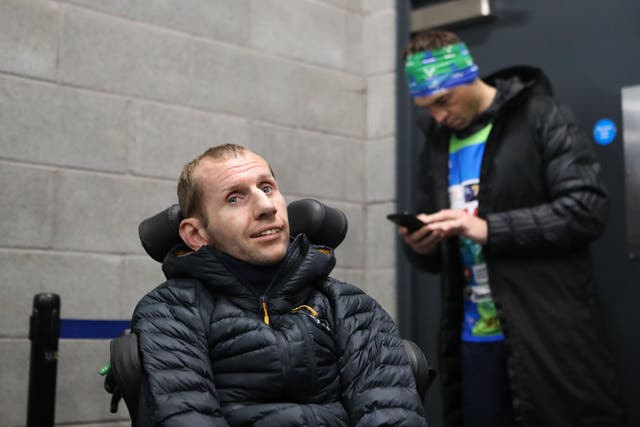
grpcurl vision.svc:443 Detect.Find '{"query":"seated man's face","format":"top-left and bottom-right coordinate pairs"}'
top-left (194, 151), bottom-right (290, 265)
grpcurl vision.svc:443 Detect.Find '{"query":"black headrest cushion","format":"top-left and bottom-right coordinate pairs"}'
top-left (287, 199), bottom-right (347, 249)
top-left (138, 199), bottom-right (348, 263)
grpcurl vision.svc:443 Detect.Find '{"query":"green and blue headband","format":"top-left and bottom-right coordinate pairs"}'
top-left (404, 42), bottom-right (478, 98)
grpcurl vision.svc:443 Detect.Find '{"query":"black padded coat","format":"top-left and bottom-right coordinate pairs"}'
top-left (406, 66), bottom-right (624, 427)
top-left (132, 235), bottom-right (427, 426)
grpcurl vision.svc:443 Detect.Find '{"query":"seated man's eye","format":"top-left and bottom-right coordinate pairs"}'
top-left (227, 196), bottom-right (238, 204)
top-left (261, 185), bottom-right (272, 194)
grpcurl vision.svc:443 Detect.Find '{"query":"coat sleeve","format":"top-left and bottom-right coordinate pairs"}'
top-left (329, 281), bottom-right (428, 427)
top-left (403, 242), bottom-right (442, 273)
top-left (403, 125), bottom-right (444, 274)
top-left (132, 280), bottom-right (230, 427)
top-left (486, 96), bottom-right (609, 254)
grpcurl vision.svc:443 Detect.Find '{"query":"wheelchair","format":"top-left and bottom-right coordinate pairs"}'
top-left (105, 199), bottom-right (435, 425)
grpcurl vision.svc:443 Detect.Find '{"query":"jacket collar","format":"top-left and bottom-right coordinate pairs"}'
top-left (161, 234), bottom-right (336, 313)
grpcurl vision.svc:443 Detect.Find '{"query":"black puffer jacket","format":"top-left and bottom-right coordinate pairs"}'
top-left (133, 235), bottom-right (427, 426)
top-left (407, 66), bottom-right (624, 427)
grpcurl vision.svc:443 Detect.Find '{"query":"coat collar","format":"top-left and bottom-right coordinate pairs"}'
top-left (161, 234), bottom-right (336, 313)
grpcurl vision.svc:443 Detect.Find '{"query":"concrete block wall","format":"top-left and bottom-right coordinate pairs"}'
top-left (0, 0), bottom-right (398, 425)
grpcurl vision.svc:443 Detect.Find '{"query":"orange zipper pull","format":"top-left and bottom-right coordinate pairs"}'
top-left (291, 305), bottom-right (319, 317)
top-left (260, 297), bottom-right (270, 325)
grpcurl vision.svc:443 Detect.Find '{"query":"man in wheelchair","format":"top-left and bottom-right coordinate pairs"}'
top-left (129, 144), bottom-right (428, 426)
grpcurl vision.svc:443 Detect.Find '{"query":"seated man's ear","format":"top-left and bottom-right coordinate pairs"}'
top-left (179, 218), bottom-right (209, 251)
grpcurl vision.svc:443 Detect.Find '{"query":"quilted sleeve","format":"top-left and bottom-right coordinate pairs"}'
top-left (487, 96), bottom-right (608, 254)
top-left (328, 280), bottom-right (428, 427)
top-left (131, 279), bottom-right (230, 427)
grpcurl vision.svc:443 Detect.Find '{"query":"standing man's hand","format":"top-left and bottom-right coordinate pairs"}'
top-left (401, 217), bottom-right (443, 254)
top-left (422, 209), bottom-right (488, 244)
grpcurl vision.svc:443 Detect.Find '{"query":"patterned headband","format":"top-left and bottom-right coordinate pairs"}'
top-left (404, 42), bottom-right (479, 98)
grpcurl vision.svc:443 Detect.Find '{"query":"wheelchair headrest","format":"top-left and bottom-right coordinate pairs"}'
top-left (139, 199), bottom-right (348, 263)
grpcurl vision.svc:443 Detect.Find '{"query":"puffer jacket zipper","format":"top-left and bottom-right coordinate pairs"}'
top-left (273, 322), bottom-right (292, 401)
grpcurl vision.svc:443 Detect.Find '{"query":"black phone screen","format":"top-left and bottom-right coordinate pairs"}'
top-left (386, 212), bottom-right (425, 232)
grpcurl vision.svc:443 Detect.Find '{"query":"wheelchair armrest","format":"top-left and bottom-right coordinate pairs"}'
top-left (108, 331), bottom-right (142, 424)
top-left (402, 339), bottom-right (436, 400)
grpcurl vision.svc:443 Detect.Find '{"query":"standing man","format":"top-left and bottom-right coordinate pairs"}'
top-left (398, 29), bottom-right (624, 427)
top-left (132, 144), bottom-right (427, 426)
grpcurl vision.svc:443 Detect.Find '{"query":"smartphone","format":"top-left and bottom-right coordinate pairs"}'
top-left (386, 212), bottom-right (426, 233)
